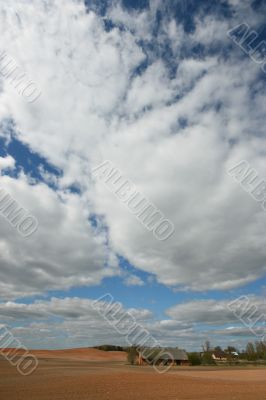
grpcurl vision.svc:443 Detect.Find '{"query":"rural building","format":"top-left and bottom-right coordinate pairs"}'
top-left (138, 348), bottom-right (189, 366)
top-left (211, 351), bottom-right (228, 362)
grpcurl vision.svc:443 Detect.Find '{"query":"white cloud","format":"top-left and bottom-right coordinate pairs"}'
top-left (0, 155), bottom-right (15, 172)
top-left (124, 274), bottom-right (145, 287)
top-left (0, 173), bottom-right (119, 300)
top-left (166, 296), bottom-right (266, 326)
top-left (0, 297), bottom-right (206, 349)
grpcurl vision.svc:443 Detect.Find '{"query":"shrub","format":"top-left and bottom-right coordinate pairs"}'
top-left (188, 352), bottom-right (202, 366)
top-left (201, 352), bottom-right (216, 365)
top-left (127, 346), bottom-right (138, 365)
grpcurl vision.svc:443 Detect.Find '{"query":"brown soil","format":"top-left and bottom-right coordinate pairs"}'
top-left (0, 347), bottom-right (127, 361)
top-left (1, 351), bottom-right (266, 399)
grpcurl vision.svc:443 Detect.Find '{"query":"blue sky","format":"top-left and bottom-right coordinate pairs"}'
top-left (0, 0), bottom-right (266, 351)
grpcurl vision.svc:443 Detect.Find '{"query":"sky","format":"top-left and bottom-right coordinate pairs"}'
top-left (0, 0), bottom-right (266, 351)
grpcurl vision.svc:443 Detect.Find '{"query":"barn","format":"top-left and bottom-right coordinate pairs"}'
top-left (156, 348), bottom-right (189, 366)
top-left (138, 348), bottom-right (189, 366)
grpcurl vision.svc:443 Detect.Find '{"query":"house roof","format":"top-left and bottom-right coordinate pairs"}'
top-left (212, 351), bottom-right (227, 358)
top-left (159, 348), bottom-right (188, 361)
top-left (139, 348), bottom-right (188, 361)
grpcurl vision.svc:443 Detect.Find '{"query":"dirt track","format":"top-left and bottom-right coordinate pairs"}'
top-left (1, 355), bottom-right (266, 399)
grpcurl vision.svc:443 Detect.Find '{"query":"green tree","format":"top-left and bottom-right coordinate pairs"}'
top-left (225, 346), bottom-right (237, 354)
top-left (188, 352), bottom-right (202, 366)
top-left (201, 352), bottom-right (215, 365)
top-left (246, 342), bottom-right (257, 361)
top-left (255, 341), bottom-right (266, 360)
top-left (202, 340), bottom-right (211, 352)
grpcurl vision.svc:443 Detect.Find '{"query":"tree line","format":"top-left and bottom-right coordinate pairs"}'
top-left (94, 340), bottom-right (266, 365)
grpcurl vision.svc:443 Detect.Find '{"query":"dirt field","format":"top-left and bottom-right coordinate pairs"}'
top-left (1, 350), bottom-right (266, 400)
top-left (0, 347), bottom-right (127, 362)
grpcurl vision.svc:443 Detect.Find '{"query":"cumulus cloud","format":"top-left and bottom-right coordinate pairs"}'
top-left (0, 155), bottom-right (15, 172)
top-left (0, 297), bottom-right (203, 349)
top-left (0, 173), bottom-right (119, 300)
top-left (166, 296), bottom-right (266, 326)
top-left (123, 274), bottom-right (145, 287)
top-left (0, 297), bottom-right (155, 348)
